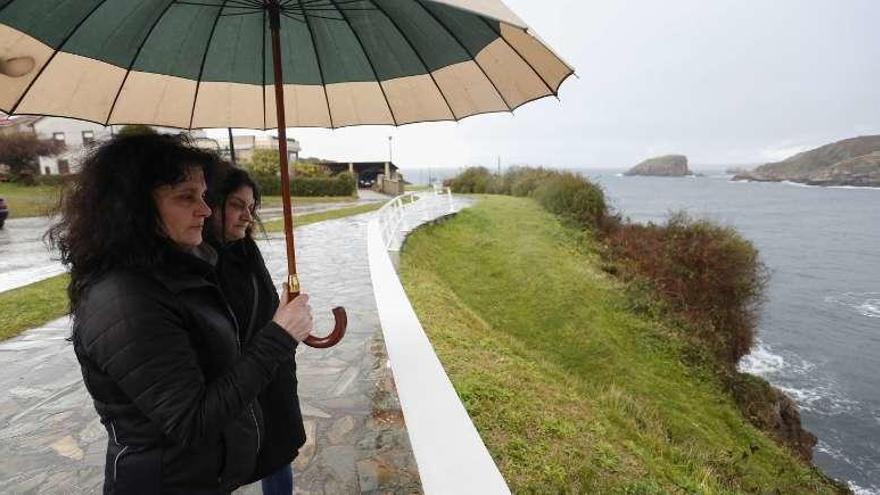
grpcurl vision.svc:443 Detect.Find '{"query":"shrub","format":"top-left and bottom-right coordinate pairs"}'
top-left (603, 213), bottom-right (767, 364)
top-left (531, 172), bottom-right (607, 231)
top-left (291, 173), bottom-right (355, 197)
top-left (444, 166), bottom-right (497, 193)
top-left (505, 167), bottom-right (558, 197)
top-left (252, 171), bottom-right (355, 197)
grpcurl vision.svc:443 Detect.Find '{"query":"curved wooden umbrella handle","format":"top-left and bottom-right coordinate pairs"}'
top-left (303, 306), bottom-right (347, 348)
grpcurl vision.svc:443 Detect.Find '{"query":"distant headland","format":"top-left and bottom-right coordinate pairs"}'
top-left (733, 135), bottom-right (880, 187)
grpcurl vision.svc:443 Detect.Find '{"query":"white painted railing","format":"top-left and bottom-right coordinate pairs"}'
top-left (368, 191), bottom-right (510, 495)
top-left (375, 186), bottom-right (457, 251)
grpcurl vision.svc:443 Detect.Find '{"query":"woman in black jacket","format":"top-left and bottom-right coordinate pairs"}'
top-left (47, 134), bottom-right (313, 494)
top-left (207, 165), bottom-right (305, 495)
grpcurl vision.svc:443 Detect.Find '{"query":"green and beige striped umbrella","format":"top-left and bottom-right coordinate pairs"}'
top-left (0, 0), bottom-right (572, 347)
top-left (0, 0), bottom-right (573, 129)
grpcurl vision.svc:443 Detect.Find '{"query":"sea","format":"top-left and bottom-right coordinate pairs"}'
top-left (403, 166), bottom-right (879, 493)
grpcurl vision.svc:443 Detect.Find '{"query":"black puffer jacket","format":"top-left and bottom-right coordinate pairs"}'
top-left (215, 237), bottom-right (306, 482)
top-left (73, 247), bottom-right (296, 494)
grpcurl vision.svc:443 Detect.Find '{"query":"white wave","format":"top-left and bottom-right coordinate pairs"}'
top-left (859, 299), bottom-right (880, 318)
top-left (779, 180), bottom-right (880, 191)
top-left (848, 481), bottom-right (880, 495)
top-left (738, 342), bottom-right (785, 375)
top-left (826, 292), bottom-right (880, 318)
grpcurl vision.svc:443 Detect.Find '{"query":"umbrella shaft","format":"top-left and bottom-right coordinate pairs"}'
top-left (269, 5), bottom-right (299, 293)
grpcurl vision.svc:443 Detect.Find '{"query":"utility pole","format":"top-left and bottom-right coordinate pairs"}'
top-left (497, 155), bottom-right (501, 175)
top-left (388, 135), bottom-right (393, 163)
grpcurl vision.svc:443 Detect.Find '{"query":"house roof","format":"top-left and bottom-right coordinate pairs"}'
top-left (0, 114), bottom-right (43, 128)
top-left (326, 161), bottom-right (398, 173)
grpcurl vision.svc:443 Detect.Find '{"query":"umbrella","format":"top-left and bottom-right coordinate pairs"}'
top-left (0, 0), bottom-right (573, 347)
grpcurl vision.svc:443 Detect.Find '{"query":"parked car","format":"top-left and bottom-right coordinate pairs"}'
top-left (0, 197), bottom-right (8, 229)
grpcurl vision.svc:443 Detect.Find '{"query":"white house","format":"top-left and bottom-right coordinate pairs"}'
top-left (33, 117), bottom-right (113, 175)
top-left (0, 113), bottom-right (206, 175)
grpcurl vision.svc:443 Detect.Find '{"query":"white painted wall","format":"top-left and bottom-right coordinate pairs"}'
top-left (33, 117), bottom-right (111, 175)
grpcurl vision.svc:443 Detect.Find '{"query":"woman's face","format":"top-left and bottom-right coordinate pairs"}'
top-left (221, 185), bottom-right (256, 242)
top-left (152, 166), bottom-right (211, 249)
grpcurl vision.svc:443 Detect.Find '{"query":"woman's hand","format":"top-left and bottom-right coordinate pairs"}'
top-left (272, 284), bottom-right (314, 342)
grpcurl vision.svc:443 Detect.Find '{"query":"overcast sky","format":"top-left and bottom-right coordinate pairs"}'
top-left (211, 0), bottom-right (880, 170)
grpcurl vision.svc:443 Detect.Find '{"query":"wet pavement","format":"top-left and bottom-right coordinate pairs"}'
top-left (0, 190), bottom-right (387, 294)
top-left (0, 216), bottom-right (64, 294)
top-left (0, 208), bottom-right (421, 494)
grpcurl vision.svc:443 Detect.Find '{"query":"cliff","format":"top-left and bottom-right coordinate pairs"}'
top-left (734, 135), bottom-right (880, 187)
top-left (805, 151), bottom-right (880, 187)
top-left (624, 154), bottom-right (691, 177)
top-left (399, 193), bottom-right (849, 493)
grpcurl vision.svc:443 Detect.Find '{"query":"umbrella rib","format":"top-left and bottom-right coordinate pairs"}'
top-left (187, 0), bottom-right (231, 130)
top-left (365, 0), bottom-right (457, 120)
top-left (326, 0), bottom-right (399, 126)
top-left (0, 0), bottom-right (17, 15)
top-left (478, 18), bottom-right (557, 96)
top-left (300, 4), bottom-right (337, 128)
top-left (104, 0), bottom-right (179, 126)
top-left (411, 0), bottom-right (512, 111)
top-left (261, 7), bottom-right (267, 130)
top-left (8, 0), bottom-right (114, 114)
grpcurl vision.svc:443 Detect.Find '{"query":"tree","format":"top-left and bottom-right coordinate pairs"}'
top-left (244, 148), bottom-right (330, 178)
top-left (0, 132), bottom-right (66, 179)
top-left (115, 124), bottom-right (157, 137)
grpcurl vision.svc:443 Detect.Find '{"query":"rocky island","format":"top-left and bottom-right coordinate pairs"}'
top-left (733, 135), bottom-right (880, 187)
top-left (624, 154), bottom-right (691, 177)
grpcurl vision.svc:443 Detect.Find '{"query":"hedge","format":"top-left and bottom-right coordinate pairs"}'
top-left (252, 172), bottom-right (356, 197)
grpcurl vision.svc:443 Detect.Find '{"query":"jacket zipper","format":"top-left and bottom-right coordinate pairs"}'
top-left (110, 421), bottom-right (129, 482)
top-left (215, 284), bottom-right (262, 456)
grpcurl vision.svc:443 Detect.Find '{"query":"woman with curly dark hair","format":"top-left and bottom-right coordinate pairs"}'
top-left (47, 133), bottom-right (313, 495)
top-left (206, 164), bottom-right (305, 494)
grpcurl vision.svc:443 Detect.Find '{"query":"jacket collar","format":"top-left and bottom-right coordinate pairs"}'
top-left (151, 244), bottom-right (219, 294)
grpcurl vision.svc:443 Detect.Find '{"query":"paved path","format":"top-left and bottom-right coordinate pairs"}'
top-left (0, 209), bottom-right (421, 494)
top-left (0, 190), bottom-right (389, 294)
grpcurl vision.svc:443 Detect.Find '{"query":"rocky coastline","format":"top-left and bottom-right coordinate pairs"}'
top-left (733, 135), bottom-right (880, 187)
top-left (624, 154), bottom-right (691, 177)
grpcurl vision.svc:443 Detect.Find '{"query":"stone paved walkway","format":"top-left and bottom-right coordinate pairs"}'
top-left (0, 209), bottom-right (421, 494)
top-left (0, 189), bottom-right (388, 294)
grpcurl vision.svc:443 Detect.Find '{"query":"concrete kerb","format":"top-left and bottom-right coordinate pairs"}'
top-left (366, 201), bottom-right (510, 495)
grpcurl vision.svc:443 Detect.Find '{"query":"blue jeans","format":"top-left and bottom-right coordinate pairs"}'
top-left (260, 464), bottom-right (293, 495)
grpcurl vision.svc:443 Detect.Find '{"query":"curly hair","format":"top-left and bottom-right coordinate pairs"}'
top-left (46, 133), bottom-right (221, 311)
top-left (205, 163), bottom-right (264, 245)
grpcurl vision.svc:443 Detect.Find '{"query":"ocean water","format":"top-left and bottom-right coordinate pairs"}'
top-left (580, 170), bottom-right (879, 493)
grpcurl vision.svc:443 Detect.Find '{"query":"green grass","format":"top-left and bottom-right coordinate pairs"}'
top-left (399, 195), bottom-right (845, 494)
top-left (261, 195), bottom-right (357, 208)
top-left (0, 273), bottom-right (70, 341)
top-left (263, 202), bottom-right (384, 232)
top-left (0, 182), bottom-right (62, 218)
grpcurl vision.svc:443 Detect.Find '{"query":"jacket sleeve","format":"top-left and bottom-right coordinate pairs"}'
top-left (77, 281), bottom-right (296, 448)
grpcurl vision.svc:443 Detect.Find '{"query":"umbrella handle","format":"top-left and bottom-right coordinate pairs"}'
top-left (303, 306), bottom-right (347, 348)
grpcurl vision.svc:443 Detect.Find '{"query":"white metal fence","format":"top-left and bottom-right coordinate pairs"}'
top-left (367, 190), bottom-right (510, 495)
top-left (375, 186), bottom-right (456, 251)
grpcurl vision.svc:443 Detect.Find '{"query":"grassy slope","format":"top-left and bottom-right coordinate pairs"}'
top-left (0, 273), bottom-right (69, 341)
top-left (260, 194), bottom-right (357, 208)
top-left (263, 202), bottom-right (383, 232)
top-left (0, 182), bottom-right (61, 218)
top-left (399, 196), bottom-right (842, 494)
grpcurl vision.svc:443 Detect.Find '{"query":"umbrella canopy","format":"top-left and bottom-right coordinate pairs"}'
top-left (0, 0), bottom-right (573, 129)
